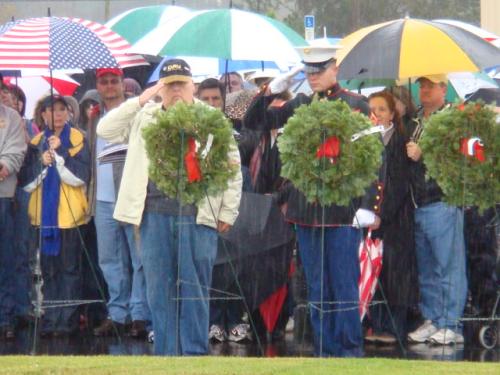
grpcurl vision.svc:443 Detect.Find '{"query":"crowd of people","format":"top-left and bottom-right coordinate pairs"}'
top-left (0, 43), bottom-right (496, 357)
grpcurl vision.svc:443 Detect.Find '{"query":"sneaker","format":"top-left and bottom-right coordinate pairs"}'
top-left (428, 328), bottom-right (464, 345)
top-left (228, 323), bottom-right (252, 342)
top-left (408, 320), bottom-right (438, 343)
top-left (92, 318), bottom-right (125, 337)
top-left (374, 332), bottom-right (397, 344)
top-left (147, 330), bottom-right (154, 344)
top-left (209, 324), bottom-right (227, 343)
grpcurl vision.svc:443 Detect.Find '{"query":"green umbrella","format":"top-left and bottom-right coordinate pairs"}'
top-left (105, 5), bottom-right (191, 45)
top-left (341, 72), bottom-right (498, 104)
top-left (131, 9), bottom-right (306, 64)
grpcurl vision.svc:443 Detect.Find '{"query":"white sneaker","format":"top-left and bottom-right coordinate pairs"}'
top-left (228, 323), bottom-right (252, 342)
top-left (209, 324), bottom-right (227, 342)
top-left (408, 320), bottom-right (438, 343)
top-left (428, 328), bottom-right (464, 345)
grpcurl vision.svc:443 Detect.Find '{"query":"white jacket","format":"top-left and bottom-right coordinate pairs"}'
top-left (96, 97), bottom-right (242, 228)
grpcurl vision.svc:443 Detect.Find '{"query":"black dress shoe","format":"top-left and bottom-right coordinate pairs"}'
top-left (0, 325), bottom-right (15, 340)
top-left (40, 330), bottom-right (54, 339)
top-left (93, 318), bottom-right (125, 337)
top-left (129, 320), bottom-right (147, 339)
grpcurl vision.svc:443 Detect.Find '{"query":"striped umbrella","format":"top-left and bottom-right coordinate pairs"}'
top-left (131, 9), bottom-right (306, 65)
top-left (0, 17), bottom-right (147, 70)
top-left (433, 19), bottom-right (500, 48)
top-left (337, 18), bottom-right (500, 80)
top-left (105, 5), bottom-right (191, 45)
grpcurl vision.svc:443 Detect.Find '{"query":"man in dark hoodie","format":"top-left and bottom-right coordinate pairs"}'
top-left (406, 74), bottom-right (466, 346)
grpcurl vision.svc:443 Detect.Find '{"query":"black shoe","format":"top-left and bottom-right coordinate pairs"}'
top-left (129, 320), bottom-right (147, 339)
top-left (16, 314), bottom-right (35, 329)
top-left (0, 325), bottom-right (15, 340)
top-left (93, 318), bottom-right (125, 337)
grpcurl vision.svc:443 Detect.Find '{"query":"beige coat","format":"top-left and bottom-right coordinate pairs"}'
top-left (96, 97), bottom-right (242, 228)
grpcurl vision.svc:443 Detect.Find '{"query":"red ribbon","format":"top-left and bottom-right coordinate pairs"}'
top-left (184, 137), bottom-right (202, 183)
top-left (460, 137), bottom-right (485, 162)
top-left (316, 136), bottom-right (340, 163)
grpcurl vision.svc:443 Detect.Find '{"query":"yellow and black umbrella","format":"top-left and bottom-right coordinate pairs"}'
top-left (337, 18), bottom-right (500, 80)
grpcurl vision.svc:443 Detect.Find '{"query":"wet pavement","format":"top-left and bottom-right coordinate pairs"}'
top-left (0, 326), bottom-right (499, 362)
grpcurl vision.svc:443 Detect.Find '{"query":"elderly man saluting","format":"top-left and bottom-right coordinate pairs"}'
top-left (97, 59), bottom-right (242, 356)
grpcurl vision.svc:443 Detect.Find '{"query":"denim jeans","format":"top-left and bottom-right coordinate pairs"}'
top-left (414, 202), bottom-right (467, 331)
top-left (95, 200), bottom-right (150, 324)
top-left (297, 225), bottom-right (363, 357)
top-left (0, 198), bottom-right (16, 327)
top-left (140, 212), bottom-right (217, 356)
top-left (13, 187), bottom-right (33, 317)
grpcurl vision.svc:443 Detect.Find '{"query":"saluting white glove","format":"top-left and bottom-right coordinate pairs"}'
top-left (268, 64), bottom-right (304, 94)
top-left (352, 208), bottom-right (376, 228)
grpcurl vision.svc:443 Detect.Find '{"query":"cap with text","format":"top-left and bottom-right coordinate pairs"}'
top-left (159, 59), bottom-right (192, 84)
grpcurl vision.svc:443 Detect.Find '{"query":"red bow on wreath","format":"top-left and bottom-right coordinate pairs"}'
top-left (184, 137), bottom-right (202, 183)
top-left (460, 137), bottom-right (485, 162)
top-left (316, 136), bottom-right (340, 164)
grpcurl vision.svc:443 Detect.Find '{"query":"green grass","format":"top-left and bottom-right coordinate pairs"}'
top-left (0, 356), bottom-right (498, 375)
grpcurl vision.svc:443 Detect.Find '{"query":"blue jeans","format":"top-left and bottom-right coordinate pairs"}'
top-left (297, 225), bottom-right (363, 357)
top-left (95, 200), bottom-right (150, 324)
top-left (414, 202), bottom-right (467, 331)
top-left (13, 187), bottom-right (33, 317)
top-left (0, 198), bottom-right (16, 327)
top-left (140, 212), bottom-right (217, 356)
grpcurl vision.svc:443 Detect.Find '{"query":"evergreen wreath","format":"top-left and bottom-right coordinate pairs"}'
top-left (143, 102), bottom-right (237, 205)
top-left (419, 102), bottom-right (499, 212)
top-left (278, 99), bottom-right (384, 206)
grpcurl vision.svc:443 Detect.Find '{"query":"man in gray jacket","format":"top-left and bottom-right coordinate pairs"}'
top-left (0, 77), bottom-right (27, 339)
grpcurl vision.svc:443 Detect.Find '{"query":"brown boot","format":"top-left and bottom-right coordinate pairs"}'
top-left (93, 318), bottom-right (125, 337)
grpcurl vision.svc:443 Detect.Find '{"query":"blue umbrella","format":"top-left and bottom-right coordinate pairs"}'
top-left (148, 55), bottom-right (281, 83)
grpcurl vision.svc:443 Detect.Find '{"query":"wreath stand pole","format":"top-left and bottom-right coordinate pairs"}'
top-left (174, 128), bottom-right (185, 356)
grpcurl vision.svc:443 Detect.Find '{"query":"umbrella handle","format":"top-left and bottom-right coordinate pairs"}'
top-left (366, 228), bottom-right (372, 239)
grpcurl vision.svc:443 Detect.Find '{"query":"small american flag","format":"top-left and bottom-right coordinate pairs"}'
top-left (358, 230), bottom-right (383, 321)
top-left (0, 17), bottom-right (146, 70)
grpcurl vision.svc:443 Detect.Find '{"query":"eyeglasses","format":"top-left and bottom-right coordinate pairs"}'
top-left (97, 78), bottom-right (120, 85)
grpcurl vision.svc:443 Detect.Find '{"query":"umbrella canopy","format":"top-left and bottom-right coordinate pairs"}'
top-left (337, 18), bottom-right (500, 80)
top-left (4, 72), bottom-right (80, 117)
top-left (433, 19), bottom-right (500, 47)
top-left (0, 17), bottom-right (147, 70)
top-left (131, 9), bottom-right (306, 65)
top-left (148, 56), bottom-right (283, 83)
top-left (105, 5), bottom-right (191, 45)
top-left (342, 71), bottom-right (498, 100)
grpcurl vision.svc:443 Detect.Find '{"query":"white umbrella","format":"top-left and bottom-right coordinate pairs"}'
top-left (5, 72), bottom-right (80, 118)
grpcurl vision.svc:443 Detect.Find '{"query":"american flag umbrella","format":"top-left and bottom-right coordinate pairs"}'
top-left (0, 17), bottom-right (147, 70)
top-left (358, 230), bottom-right (383, 321)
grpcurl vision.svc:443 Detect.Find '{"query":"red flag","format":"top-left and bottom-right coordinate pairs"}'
top-left (184, 137), bottom-right (202, 183)
top-left (316, 136), bottom-right (340, 163)
top-left (259, 261), bottom-right (295, 333)
top-left (460, 137), bottom-right (485, 163)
